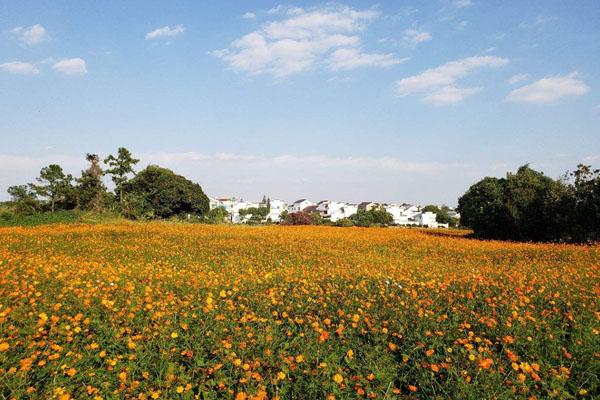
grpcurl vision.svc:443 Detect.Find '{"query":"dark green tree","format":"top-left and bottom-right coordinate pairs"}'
top-left (7, 185), bottom-right (38, 215)
top-left (104, 147), bottom-right (139, 207)
top-left (76, 153), bottom-right (108, 211)
top-left (30, 164), bottom-right (74, 212)
top-left (457, 176), bottom-right (513, 239)
top-left (122, 165), bottom-right (209, 218)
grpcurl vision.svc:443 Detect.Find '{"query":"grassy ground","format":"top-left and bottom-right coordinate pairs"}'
top-left (0, 223), bottom-right (598, 399)
top-left (0, 210), bottom-right (123, 227)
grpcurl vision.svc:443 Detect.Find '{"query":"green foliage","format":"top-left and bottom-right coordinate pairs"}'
top-left (0, 210), bottom-right (79, 226)
top-left (423, 204), bottom-right (459, 227)
top-left (458, 164), bottom-right (599, 242)
top-left (334, 218), bottom-right (354, 227)
top-left (7, 185), bottom-right (39, 215)
top-left (239, 207), bottom-right (269, 224)
top-left (350, 208), bottom-right (394, 227)
top-left (122, 165), bottom-right (209, 219)
top-left (104, 147), bottom-right (139, 206)
top-left (77, 153), bottom-right (108, 211)
top-left (204, 207), bottom-right (229, 224)
top-left (30, 164), bottom-right (75, 212)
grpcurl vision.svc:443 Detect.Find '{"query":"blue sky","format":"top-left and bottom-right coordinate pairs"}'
top-left (1, 1), bottom-right (599, 205)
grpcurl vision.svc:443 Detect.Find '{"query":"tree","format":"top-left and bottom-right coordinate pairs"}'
top-left (240, 207), bottom-right (269, 224)
top-left (30, 164), bottom-right (74, 212)
top-left (7, 185), bottom-right (38, 215)
top-left (458, 165), bottom-right (575, 241)
top-left (569, 164), bottom-right (600, 241)
top-left (422, 205), bottom-right (441, 214)
top-left (457, 176), bottom-right (513, 239)
top-left (122, 165), bottom-right (209, 218)
top-left (76, 154), bottom-right (107, 211)
top-left (350, 207), bottom-right (393, 227)
top-left (104, 147), bottom-right (139, 207)
top-left (205, 207), bottom-right (228, 224)
top-left (283, 211), bottom-right (314, 225)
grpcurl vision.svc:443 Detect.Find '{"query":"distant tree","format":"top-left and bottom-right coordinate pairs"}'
top-left (30, 164), bottom-right (74, 212)
top-left (569, 164), bottom-right (600, 241)
top-left (122, 165), bottom-right (209, 218)
top-left (76, 153), bottom-right (107, 211)
top-left (7, 185), bottom-right (38, 215)
top-left (283, 211), bottom-right (314, 225)
top-left (436, 206), bottom-right (459, 227)
top-left (350, 207), bottom-right (393, 227)
top-left (504, 165), bottom-right (569, 241)
top-left (421, 205), bottom-right (441, 214)
top-left (205, 207), bottom-right (228, 224)
top-left (104, 147), bottom-right (139, 207)
top-left (279, 209), bottom-right (289, 222)
top-left (335, 218), bottom-right (354, 227)
top-left (457, 176), bottom-right (512, 239)
top-left (243, 207), bottom-right (269, 224)
top-left (458, 165), bottom-right (578, 241)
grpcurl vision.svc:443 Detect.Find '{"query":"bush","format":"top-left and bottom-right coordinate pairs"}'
top-left (283, 211), bottom-right (314, 225)
top-left (335, 218), bottom-right (354, 227)
top-left (122, 165), bottom-right (209, 219)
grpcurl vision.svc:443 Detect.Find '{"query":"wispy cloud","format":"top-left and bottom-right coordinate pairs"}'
top-left (507, 73), bottom-right (529, 84)
top-left (506, 72), bottom-right (589, 104)
top-left (520, 15), bottom-right (556, 29)
top-left (395, 55), bottom-right (508, 104)
top-left (328, 48), bottom-right (406, 71)
top-left (0, 61), bottom-right (40, 75)
top-left (53, 58), bottom-right (87, 75)
top-left (242, 12), bottom-right (256, 19)
top-left (453, 0), bottom-right (473, 8)
top-left (12, 24), bottom-right (49, 45)
top-left (213, 4), bottom-right (402, 78)
top-left (401, 29), bottom-right (432, 47)
top-left (145, 25), bottom-right (185, 40)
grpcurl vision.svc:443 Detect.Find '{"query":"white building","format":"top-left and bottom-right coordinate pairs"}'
top-left (415, 211), bottom-right (438, 228)
top-left (316, 201), bottom-right (356, 222)
top-left (266, 199), bottom-right (287, 222)
top-left (288, 199), bottom-right (316, 213)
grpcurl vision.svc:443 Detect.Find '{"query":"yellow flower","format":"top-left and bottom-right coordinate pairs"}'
top-left (333, 373), bottom-right (344, 384)
top-left (176, 386), bottom-right (184, 393)
top-left (277, 371), bottom-right (286, 380)
top-left (346, 349), bottom-right (354, 359)
top-left (0, 342), bottom-right (9, 352)
top-left (170, 332), bottom-right (179, 339)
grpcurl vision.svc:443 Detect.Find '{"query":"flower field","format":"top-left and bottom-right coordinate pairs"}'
top-left (0, 223), bottom-right (598, 399)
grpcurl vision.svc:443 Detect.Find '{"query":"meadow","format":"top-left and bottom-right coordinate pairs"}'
top-left (0, 223), bottom-right (598, 399)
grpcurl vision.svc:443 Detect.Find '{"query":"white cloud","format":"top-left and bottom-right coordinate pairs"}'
top-left (145, 25), bottom-right (185, 40)
top-left (395, 55), bottom-right (508, 103)
top-left (53, 58), bottom-right (87, 75)
top-left (520, 15), bottom-right (556, 29)
top-left (423, 86), bottom-right (481, 105)
top-left (0, 61), bottom-right (39, 75)
top-left (506, 73), bottom-right (589, 104)
top-left (453, 0), bottom-right (473, 8)
top-left (507, 74), bottom-right (529, 85)
top-left (243, 12), bottom-right (256, 19)
top-left (213, 5), bottom-right (399, 77)
top-left (402, 29), bottom-right (432, 47)
top-left (328, 48), bottom-right (406, 70)
top-left (12, 24), bottom-right (49, 45)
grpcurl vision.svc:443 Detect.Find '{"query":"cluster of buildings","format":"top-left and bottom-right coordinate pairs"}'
top-left (209, 197), bottom-right (459, 228)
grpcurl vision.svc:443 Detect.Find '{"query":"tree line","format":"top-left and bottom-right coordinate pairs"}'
top-left (458, 164), bottom-right (600, 242)
top-left (4, 148), bottom-right (210, 220)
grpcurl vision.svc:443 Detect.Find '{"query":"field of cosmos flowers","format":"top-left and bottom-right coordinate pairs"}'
top-left (0, 223), bottom-right (598, 399)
